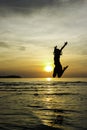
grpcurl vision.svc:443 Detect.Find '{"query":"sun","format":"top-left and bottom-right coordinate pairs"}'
top-left (44, 65), bottom-right (53, 72)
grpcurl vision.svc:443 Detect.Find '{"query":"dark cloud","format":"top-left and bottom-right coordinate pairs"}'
top-left (19, 46), bottom-right (26, 51)
top-left (0, 0), bottom-right (84, 14)
top-left (0, 0), bottom-right (55, 15)
top-left (0, 42), bottom-right (10, 48)
top-left (0, 0), bottom-right (84, 6)
top-left (0, 0), bottom-right (57, 7)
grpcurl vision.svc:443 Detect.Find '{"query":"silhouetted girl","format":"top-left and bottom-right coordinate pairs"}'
top-left (53, 42), bottom-right (68, 78)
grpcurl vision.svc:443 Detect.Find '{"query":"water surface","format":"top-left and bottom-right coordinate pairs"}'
top-left (0, 78), bottom-right (87, 130)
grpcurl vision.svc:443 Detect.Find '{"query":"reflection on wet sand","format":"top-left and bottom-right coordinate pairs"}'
top-left (33, 84), bottom-right (65, 130)
top-left (53, 115), bottom-right (63, 125)
top-left (0, 78), bottom-right (86, 130)
top-left (32, 124), bottom-right (63, 130)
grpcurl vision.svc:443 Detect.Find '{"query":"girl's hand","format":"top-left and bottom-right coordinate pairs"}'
top-left (65, 42), bottom-right (68, 45)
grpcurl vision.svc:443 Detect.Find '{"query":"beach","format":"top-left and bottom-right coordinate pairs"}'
top-left (0, 78), bottom-right (87, 130)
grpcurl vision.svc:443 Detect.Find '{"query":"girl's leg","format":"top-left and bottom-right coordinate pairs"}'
top-left (58, 65), bottom-right (68, 78)
top-left (53, 66), bottom-right (57, 77)
top-left (57, 65), bottom-right (62, 78)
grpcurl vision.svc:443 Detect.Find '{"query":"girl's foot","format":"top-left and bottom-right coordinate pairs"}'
top-left (64, 65), bottom-right (68, 70)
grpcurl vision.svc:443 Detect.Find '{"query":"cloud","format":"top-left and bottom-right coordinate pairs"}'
top-left (0, 0), bottom-right (62, 8)
top-left (0, 42), bottom-right (26, 51)
top-left (0, 41), bottom-right (10, 48)
top-left (0, 0), bottom-right (85, 15)
top-left (19, 46), bottom-right (26, 51)
top-left (0, 0), bottom-right (84, 6)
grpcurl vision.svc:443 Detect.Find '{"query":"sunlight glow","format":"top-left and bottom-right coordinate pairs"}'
top-left (46, 78), bottom-right (52, 81)
top-left (44, 65), bottom-right (53, 72)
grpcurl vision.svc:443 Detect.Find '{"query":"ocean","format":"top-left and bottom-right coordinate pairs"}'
top-left (0, 78), bottom-right (87, 130)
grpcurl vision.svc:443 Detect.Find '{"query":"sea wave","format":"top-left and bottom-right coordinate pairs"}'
top-left (0, 81), bottom-right (87, 86)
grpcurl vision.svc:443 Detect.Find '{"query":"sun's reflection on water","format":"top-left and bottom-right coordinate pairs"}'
top-left (46, 78), bottom-right (52, 81)
top-left (33, 81), bottom-right (65, 129)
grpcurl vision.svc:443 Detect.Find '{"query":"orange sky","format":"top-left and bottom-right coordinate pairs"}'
top-left (0, 0), bottom-right (87, 78)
